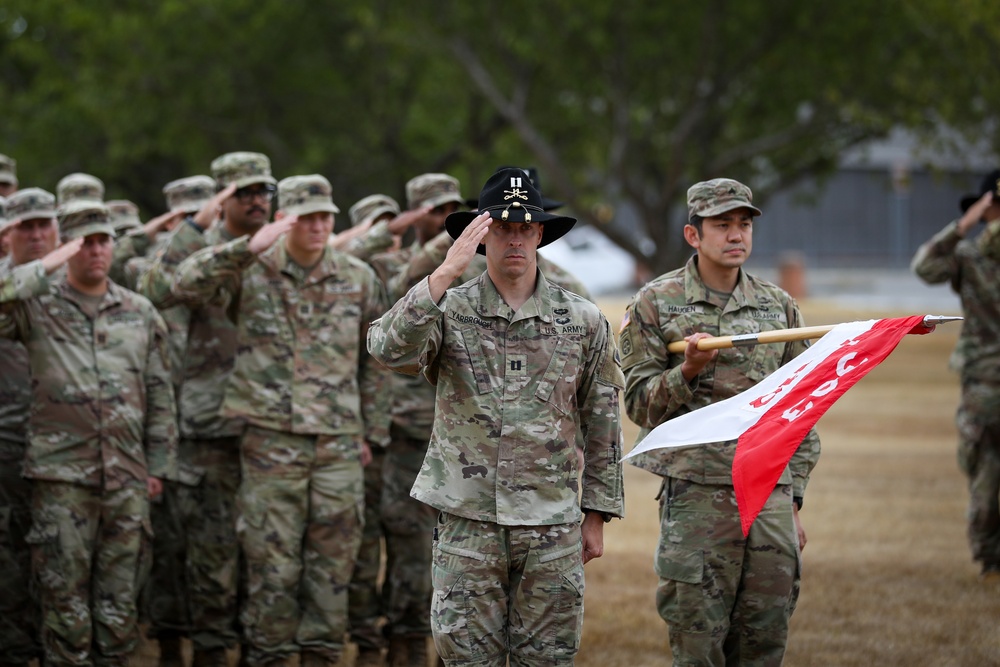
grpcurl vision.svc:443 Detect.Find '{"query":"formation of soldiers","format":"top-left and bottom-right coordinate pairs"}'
top-left (0, 152), bottom-right (599, 667)
top-left (7, 138), bottom-right (881, 667)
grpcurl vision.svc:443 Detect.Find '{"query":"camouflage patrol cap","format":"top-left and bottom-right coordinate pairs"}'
top-left (5, 188), bottom-right (57, 227)
top-left (349, 194), bottom-right (400, 228)
top-left (107, 200), bottom-right (142, 233)
top-left (57, 172), bottom-right (105, 217)
top-left (59, 202), bottom-right (115, 240)
top-left (686, 178), bottom-right (762, 220)
top-left (278, 174), bottom-right (340, 217)
top-left (211, 152), bottom-right (278, 189)
top-left (0, 154), bottom-right (16, 186)
top-left (405, 173), bottom-right (464, 210)
top-left (163, 175), bottom-right (215, 213)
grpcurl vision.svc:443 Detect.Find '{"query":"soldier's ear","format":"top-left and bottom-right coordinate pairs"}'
top-left (683, 224), bottom-right (701, 249)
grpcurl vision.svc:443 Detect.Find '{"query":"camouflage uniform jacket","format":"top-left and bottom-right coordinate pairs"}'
top-left (139, 220), bottom-right (244, 440)
top-left (911, 220), bottom-right (1000, 382)
top-left (172, 235), bottom-right (391, 444)
top-left (344, 219), bottom-right (395, 263)
top-left (620, 256), bottom-right (820, 499)
top-left (109, 228), bottom-right (152, 286)
top-left (0, 261), bottom-right (178, 488)
top-left (368, 271), bottom-right (625, 525)
top-left (0, 257), bottom-right (30, 454)
top-left (366, 244), bottom-right (436, 442)
top-left (124, 235), bottom-right (190, 389)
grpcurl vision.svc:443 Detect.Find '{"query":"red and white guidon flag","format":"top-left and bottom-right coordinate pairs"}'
top-left (624, 315), bottom-right (933, 535)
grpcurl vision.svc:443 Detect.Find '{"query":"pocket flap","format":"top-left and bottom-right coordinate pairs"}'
top-left (655, 543), bottom-right (703, 585)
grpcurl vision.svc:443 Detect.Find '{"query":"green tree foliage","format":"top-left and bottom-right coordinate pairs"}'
top-left (1, 1), bottom-right (996, 270)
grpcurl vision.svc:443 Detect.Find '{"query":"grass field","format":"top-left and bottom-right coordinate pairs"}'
top-left (577, 298), bottom-right (1000, 667)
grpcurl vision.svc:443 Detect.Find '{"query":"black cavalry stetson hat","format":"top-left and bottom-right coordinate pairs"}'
top-left (446, 167), bottom-right (576, 255)
top-left (960, 168), bottom-right (1000, 213)
top-left (465, 166), bottom-right (565, 211)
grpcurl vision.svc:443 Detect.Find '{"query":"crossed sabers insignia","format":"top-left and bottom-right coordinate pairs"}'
top-left (504, 188), bottom-right (529, 201)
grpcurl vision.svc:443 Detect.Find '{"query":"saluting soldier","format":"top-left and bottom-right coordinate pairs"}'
top-left (0, 200), bottom-right (178, 667)
top-left (171, 173), bottom-right (390, 667)
top-left (368, 167), bottom-right (625, 667)
top-left (0, 187), bottom-right (60, 667)
top-left (138, 155), bottom-right (277, 667)
top-left (912, 169), bottom-right (1000, 582)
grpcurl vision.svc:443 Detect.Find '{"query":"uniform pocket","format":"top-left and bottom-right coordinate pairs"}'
top-left (430, 543), bottom-right (476, 661)
top-left (534, 338), bottom-right (577, 417)
top-left (459, 327), bottom-right (494, 396)
top-left (535, 541), bottom-right (584, 658)
top-left (654, 542), bottom-right (705, 630)
top-left (25, 520), bottom-right (64, 588)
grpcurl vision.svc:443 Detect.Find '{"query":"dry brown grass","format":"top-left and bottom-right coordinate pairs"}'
top-left (579, 298), bottom-right (1000, 666)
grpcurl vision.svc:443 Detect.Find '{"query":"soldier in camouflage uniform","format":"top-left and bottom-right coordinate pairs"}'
top-left (171, 173), bottom-right (391, 667)
top-left (912, 169), bottom-right (1000, 582)
top-left (352, 176), bottom-right (470, 667)
top-left (107, 200), bottom-right (142, 236)
top-left (139, 158), bottom-right (275, 667)
top-left (0, 188), bottom-right (60, 667)
top-left (0, 201), bottom-right (178, 667)
top-left (344, 193), bottom-right (401, 666)
top-left (0, 154), bottom-right (16, 198)
top-left (620, 178), bottom-right (820, 666)
top-left (369, 168), bottom-right (625, 667)
top-left (132, 178), bottom-right (225, 664)
top-left (335, 193), bottom-right (403, 255)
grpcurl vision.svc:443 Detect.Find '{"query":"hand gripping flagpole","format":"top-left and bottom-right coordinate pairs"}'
top-left (665, 315), bottom-right (962, 354)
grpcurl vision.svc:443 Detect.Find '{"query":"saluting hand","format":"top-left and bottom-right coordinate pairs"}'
top-left (248, 214), bottom-right (296, 255)
top-left (40, 237), bottom-right (84, 274)
top-left (387, 205), bottom-right (433, 236)
top-left (192, 183), bottom-right (237, 231)
top-left (142, 209), bottom-right (187, 239)
top-left (428, 211), bottom-right (490, 302)
top-left (958, 191), bottom-right (994, 236)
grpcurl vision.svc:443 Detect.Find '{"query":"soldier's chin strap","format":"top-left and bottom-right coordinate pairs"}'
top-left (483, 202), bottom-right (544, 223)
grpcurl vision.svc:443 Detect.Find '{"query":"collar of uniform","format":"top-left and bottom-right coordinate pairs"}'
top-left (258, 239), bottom-right (336, 285)
top-left (475, 269), bottom-right (553, 323)
top-left (684, 255), bottom-right (760, 310)
top-left (56, 274), bottom-right (123, 312)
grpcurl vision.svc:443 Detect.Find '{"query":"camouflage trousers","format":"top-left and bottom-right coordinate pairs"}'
top-left (655, 478), bottom-right (800, 667)
top-left (382, 431), bottom-right (437, 640)
top-left (431, 513), bottom-right (584, 667)
top-left (25, 480), bottom-right (151, 667)
top-left (238, 426), bottom-right (364, 666)
top-left (956, 380), bottom-right (1000, 568)
top-left (0, 440), bottom-right (40, 665)
top-left (348, 444), bottom-right (386, 651)
top-left (144, 437), bottom-right (243, 651)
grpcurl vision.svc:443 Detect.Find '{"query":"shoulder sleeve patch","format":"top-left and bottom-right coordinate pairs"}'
top-left (598, 335), bottom-right (626, 389)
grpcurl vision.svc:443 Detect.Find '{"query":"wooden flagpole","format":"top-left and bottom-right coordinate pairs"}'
top-left (664, 315), bottom-right (961, 354)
